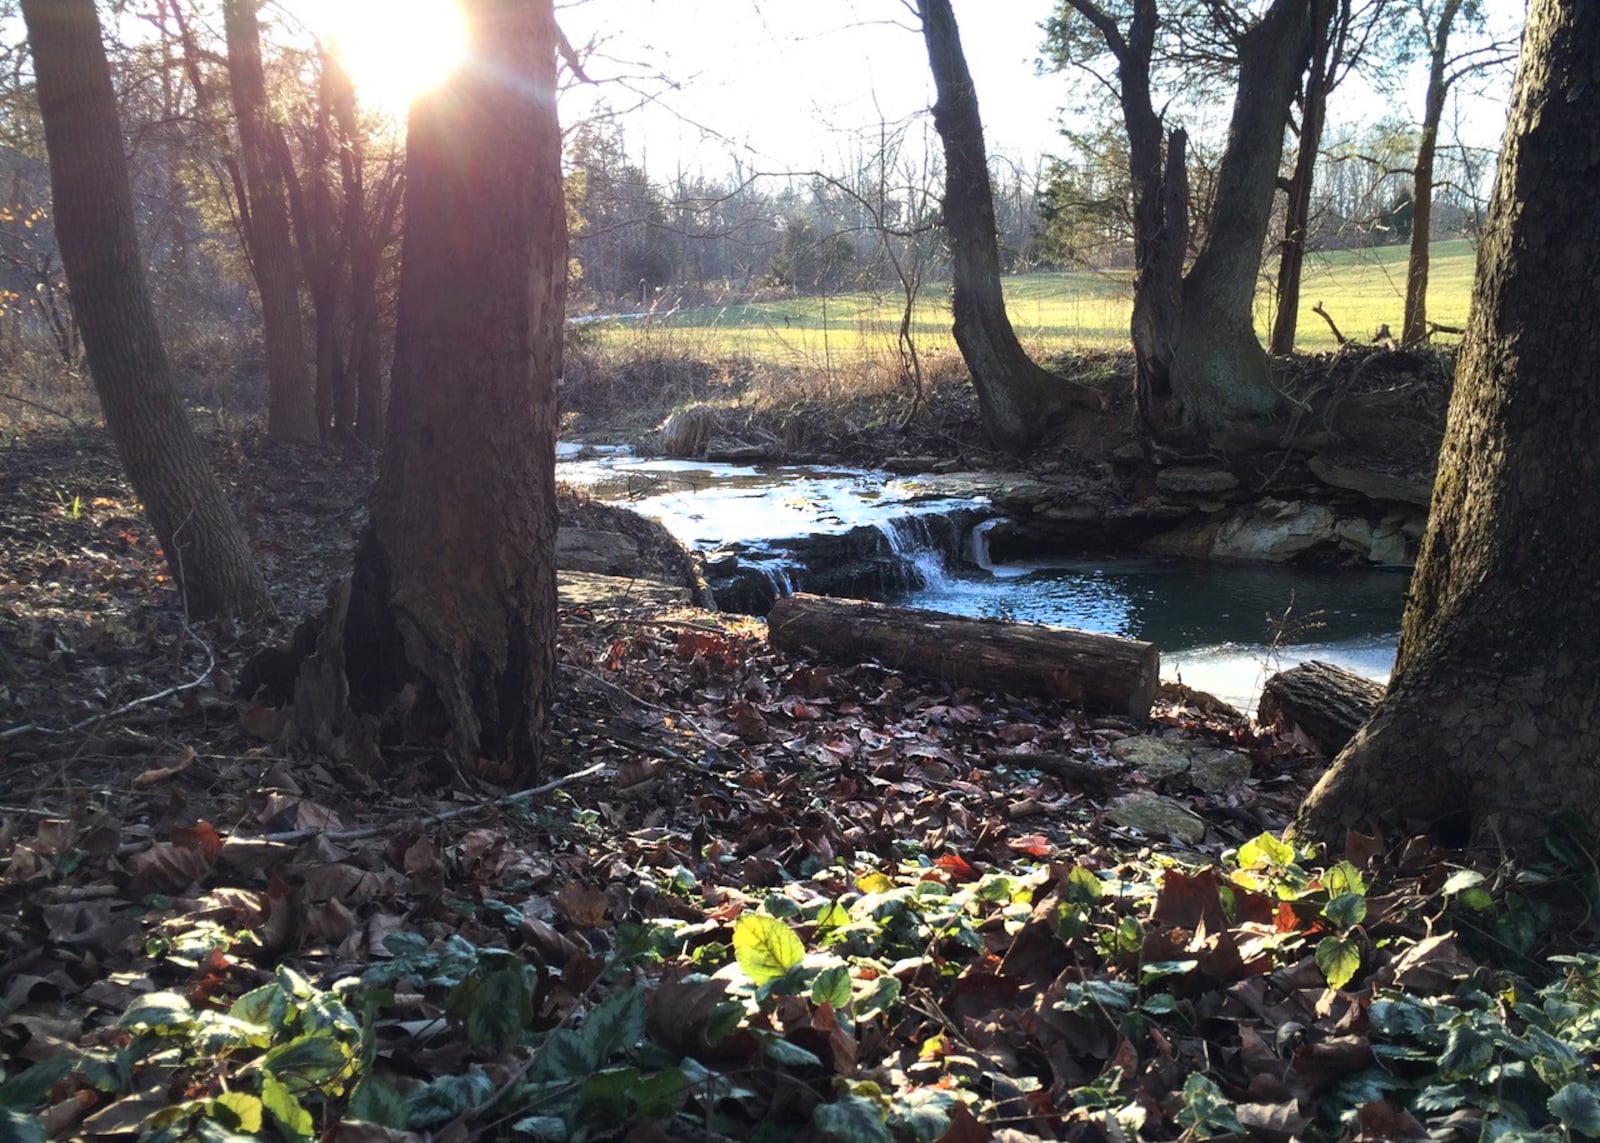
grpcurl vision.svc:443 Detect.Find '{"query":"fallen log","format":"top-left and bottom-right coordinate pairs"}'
top-left (767, 593), bottom-right (1159, 718)
top-left (1257, 660), bottom-right (1383, 756)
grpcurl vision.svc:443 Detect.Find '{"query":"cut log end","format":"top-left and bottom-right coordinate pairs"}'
top-left (767, 593), bottom-right (1159, 719)
top-left (1258, 659), bottom-right (1383, 756)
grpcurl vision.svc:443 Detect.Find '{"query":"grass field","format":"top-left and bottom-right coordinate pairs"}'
top-left (585, 239), bottom-right (1478, 367)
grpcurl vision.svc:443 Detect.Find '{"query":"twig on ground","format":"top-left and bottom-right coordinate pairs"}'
top-left (0, 390), bottom-right (82, 428)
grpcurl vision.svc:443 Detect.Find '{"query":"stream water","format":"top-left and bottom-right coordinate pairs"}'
top-left (557, 446), bottom-right (1409, 712)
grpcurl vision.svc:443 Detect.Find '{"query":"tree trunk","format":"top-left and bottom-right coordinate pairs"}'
top-left (768, 594), bottom-right (1160, 718)
top-left (1269, 1), bottom-right (1337, 356)
top-left (336, 0), bottom-right (565, 783)
top-left (223, 0), bottom-right (317, 443)
top-left (1171, 0), bottom-right (1318, 439)
top-left (1295, 0), bottom-right (1600, 849)
top-left (1401, 0), bottom-right (1463, 346)
top-left (23, 0), bottom-right (270, 618)
top-left (918, 0), bottom-right (1079, 453)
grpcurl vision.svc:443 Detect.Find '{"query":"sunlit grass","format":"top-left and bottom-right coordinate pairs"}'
top-left (584, 240), bottom-right (1478, 366)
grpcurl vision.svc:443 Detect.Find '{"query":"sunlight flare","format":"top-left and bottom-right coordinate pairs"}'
top-left (319, 0), bottom-right (468, 115)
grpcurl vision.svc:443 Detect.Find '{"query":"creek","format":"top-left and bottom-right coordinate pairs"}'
top-left (556, 446), bottom-right (1409, 713)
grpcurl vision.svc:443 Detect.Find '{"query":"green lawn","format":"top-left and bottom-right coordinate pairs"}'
top-left (587, 239), bottom-right (1477, 365)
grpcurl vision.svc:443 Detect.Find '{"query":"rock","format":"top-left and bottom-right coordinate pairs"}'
top-left (1106, 794), bottom-right (1207, 845)
top-left (1155, 467), bottom-right (1239, 496)
top-left (1335, 516), bottom-right (1374, 556)
top-left (556, 528), bottom-right (641, 576)
top-left (1187, 748), bottom-right (1252, 793)
top-left (557, 570), bottom-right (689, 609)
top-left (1141, 516), bottom-right (1224, 559)
top-left (1366, 527), bottom-right (1410, 565)
top-left (1111, 735), bottom-right (1193, 779)
top-left (1110, 735), bottom-right (1253, 792)
top-left (1308, 457), bottom-right (1432, 507)
top-left (1110, 442), bottom-right (1146, 466)
top-left (1212, 500), bottom-right (1338, 561)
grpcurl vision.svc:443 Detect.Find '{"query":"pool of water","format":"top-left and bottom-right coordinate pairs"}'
top-left (558, 447), bottom-right (1410, 713)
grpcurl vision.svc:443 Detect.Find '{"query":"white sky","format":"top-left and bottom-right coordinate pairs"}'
top-left (552, 0), bottom-right (1524, 177)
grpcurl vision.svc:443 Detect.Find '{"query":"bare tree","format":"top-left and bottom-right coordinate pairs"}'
top-left (22, 0), bottom-right (270, 617)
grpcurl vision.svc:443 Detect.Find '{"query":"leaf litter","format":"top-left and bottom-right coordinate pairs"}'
top-left (2, 427), bottom-right (1599, 1141)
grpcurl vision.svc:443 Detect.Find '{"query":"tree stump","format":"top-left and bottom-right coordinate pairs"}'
top-left (767, 593), bottom-right (1159, 718)
top-left (1257, 660), bottom-right (1382, 756)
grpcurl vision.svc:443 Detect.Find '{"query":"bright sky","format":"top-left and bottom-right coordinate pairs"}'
top-left (281, 0), bottom-right (1522, 176)
top-left (551, 0), bottom-right (1525, 177)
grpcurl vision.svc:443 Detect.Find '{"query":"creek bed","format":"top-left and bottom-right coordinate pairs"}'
top-left (557, 446), bottom-right (1409, 713)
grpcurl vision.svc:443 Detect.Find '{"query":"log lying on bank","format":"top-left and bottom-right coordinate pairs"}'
top-left (767, 593), bottom-right (1159, 718)
top-left (1257, 660), bottom-right (1383, 756)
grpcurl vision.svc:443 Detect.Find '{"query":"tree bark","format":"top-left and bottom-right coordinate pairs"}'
top-left (1269, 0), bottom-right (1339, 356)
top-left (918, 0), bottom-right (1080, 453)
top-left (768, 594), bottom-right (1160, 718)
top-left (1172, 0), bottom-right (1318, 439)
top-left (1401, 0), bottom-right (1464, 346)
top-left (336, 0), bottom-right (566, 783)
top-left (223, 0), bottom-right (317, 443)
top-left (1296, 0), bottom-right (1600, 849)
top-left (22, 0), bottom-right (270, 618)
top-left (1060, 0), bottom-right (1318, 445)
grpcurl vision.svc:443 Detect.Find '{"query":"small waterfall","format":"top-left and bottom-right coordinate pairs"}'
top-left (966, 517), bottom-right (1005, 572)
top-left (876, 515), bottom-right (955, 592)
top-left (749, 558), bottom-right (797, 600)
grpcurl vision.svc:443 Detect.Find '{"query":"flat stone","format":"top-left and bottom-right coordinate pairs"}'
top-left (1187, 747), bottom-right (1252, 793)
top-left (1308, 457), bottom-right (1432, 507)
top-left (557, 570), bottom-right (689, 609)
top-left (1335, 516), bottom-right (1374, 555)
top-left (1110, 736), bottom-right (1252, 793)
top-left (1111, 735), bottom-right (1193, 778)
top-left (1106, 794), bottom-right (1207, 845)
top-left (556, 527), bottom-right (641, 576)
top-left (1155, 467), bottom-right (1239, 495)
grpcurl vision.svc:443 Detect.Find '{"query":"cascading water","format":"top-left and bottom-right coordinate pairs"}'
top-left (875, 516), bottom-right (955, 593)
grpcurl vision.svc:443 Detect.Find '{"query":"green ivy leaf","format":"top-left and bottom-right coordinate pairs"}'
top-left (1324, 861), bottom-right (1368, 897)
top-left (1323, 892), bottom-right (1369, 929)
top-left (0, 1058), bottom-right (74, 1110)
top-left (761, 1033), bottom-right (825, 1069)
top-left (815, 901), bottom-right (850, 936)
top-left (814, 1094), bottom-right (894, 1143)
top-left (212, 1092), bottom-right (263, 1133)
top-left (628, 1068), bottom-right (686, 1118)
top-left (1316, 935), bottom-right (1362, 989)
top-left (1238, 833), bottom-right (1296, 870)
top-left (510, 1115), bottom-right (569, 1141)
top-left (118, 991), bottom-right (194, 1032)
top-left (734, 914), bottom-right (806, 985)
top-left (812, 965), bottom-right (853, 1009)
top-left (347, 1075), bottom-right (409, 1129)
top-left (406, 1071), bottom-right (496, 1130)
top-left (449, 966), bottom-right (533, 1053)
top-left (576, 987), bottom-right (647, 1066)
top-left (261, 1074), bottom-right (313, 1139)
top-left (1064, 866), bottom-right (1103, 905)
top-left (260, 1031), bottom-right (354, 1097)
top-left (1549, 1083), bottom-right (1600, 1136)
top-left (1438, 1025), bottom-right (1496, 1080)
top-left (1140, 960), bottom-right (1198, 984)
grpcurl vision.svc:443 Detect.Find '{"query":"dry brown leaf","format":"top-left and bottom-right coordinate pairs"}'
top-left (553, 882), bottom-right (609, 927)
top-left (134, 745), bottom-right (196, 786)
